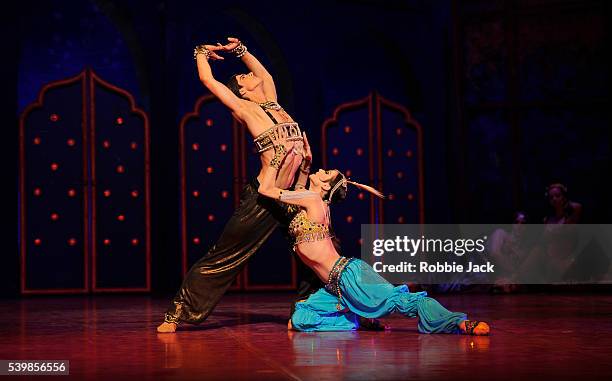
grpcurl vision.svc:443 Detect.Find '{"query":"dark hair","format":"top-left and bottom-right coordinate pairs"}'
top-left (545, 183), bottom-right (568, 199)
top-left (225, 73), bottom-right (243, 98)
top-left (325, 172), bottom-right (347, 204)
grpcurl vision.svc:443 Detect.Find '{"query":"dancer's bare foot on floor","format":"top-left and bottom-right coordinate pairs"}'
top-left (287, 319), bottom-right (293, 330)
top-left (157, 322), bottom-right (177, 333)
top-left (459, 320), bottom-right (490, 335)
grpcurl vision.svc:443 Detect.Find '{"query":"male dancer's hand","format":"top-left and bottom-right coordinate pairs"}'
top-left (301, 132), bottom-right (312, 168)
top-left (201, 44), bottom-right (225, 60)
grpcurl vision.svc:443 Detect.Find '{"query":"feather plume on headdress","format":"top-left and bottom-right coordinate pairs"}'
top-left (327, 171), bottom-right (385, 202)
top-left (346, 180), bottom-right (385, 199)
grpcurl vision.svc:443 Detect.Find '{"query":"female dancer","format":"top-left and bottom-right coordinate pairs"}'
top-left (157, 37), bottom-right (310, 333)
top-left (257, 135), bottom-right (490, 335)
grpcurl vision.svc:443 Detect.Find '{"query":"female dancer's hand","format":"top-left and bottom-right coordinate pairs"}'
top-left (270, 131), bottom-right (294, 159)
top-left (217, 37), bottom-right (241, 52)
top-left (270, 131), bottom-right (293, 152)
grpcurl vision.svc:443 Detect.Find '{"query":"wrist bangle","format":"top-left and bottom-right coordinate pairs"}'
top-left (230, 42), bottom-right (248, 58)
top-left (193, 45), bottom-right (211, 60)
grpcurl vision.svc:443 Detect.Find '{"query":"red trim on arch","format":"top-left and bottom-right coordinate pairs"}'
top-left (90, 69), bottom-right (151, 292)
top-left (19, 70), bottom-right (89, 295)
top-left (321, 95), bottom-right (371, 168)
top-left (375, 92), bottom-right (384, 223)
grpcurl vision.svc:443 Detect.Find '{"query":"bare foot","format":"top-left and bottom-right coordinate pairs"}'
top-left (157, 322), bottom-right (177, 333)
top-left (459, 320), bottom-right (490, 335)
top-left (287, 319), bottom-right (293, 330)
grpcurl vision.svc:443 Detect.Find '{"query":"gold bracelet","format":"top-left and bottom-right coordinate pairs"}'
top-left (193, 45), bottom-right (211, 60)
top-left (230, 42), bottom-right (248, 58)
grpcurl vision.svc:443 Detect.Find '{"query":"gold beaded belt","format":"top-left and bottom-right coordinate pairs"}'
top-left (294, 231), bottom-right (334, 246)
top-left (325, 257), bottom-right (354, 311)
top-left (253, 122), bottom-right (302, 153)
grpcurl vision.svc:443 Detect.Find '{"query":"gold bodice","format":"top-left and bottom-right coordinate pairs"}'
top-left (287, 208), bottom-right (333, 246)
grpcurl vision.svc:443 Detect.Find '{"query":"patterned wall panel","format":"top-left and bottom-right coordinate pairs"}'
top-left (322, 92), bottom-right (424, 259)
top-left (323, 95), bottom-right (374, 259)
top-left (19, 69), bottom-right (151, 294)
top-left (180, 95), bottom-right (242, 288)
top-left (90, 72), bottom-right (151, 291)
top-left (19, 72), bottom-right (89, 293)
top-left (378, 96), bottom-right (425, 225)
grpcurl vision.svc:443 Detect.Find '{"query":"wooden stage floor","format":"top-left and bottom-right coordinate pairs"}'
top-left (1, 293), bottom-right (612, 380)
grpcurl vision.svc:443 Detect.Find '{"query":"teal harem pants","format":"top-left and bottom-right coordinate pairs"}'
top-left (291, 259), bottom-right (468, 333)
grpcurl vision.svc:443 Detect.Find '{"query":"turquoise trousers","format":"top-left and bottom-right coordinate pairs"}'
top-left (292, 259), bottom-right (467, 333)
